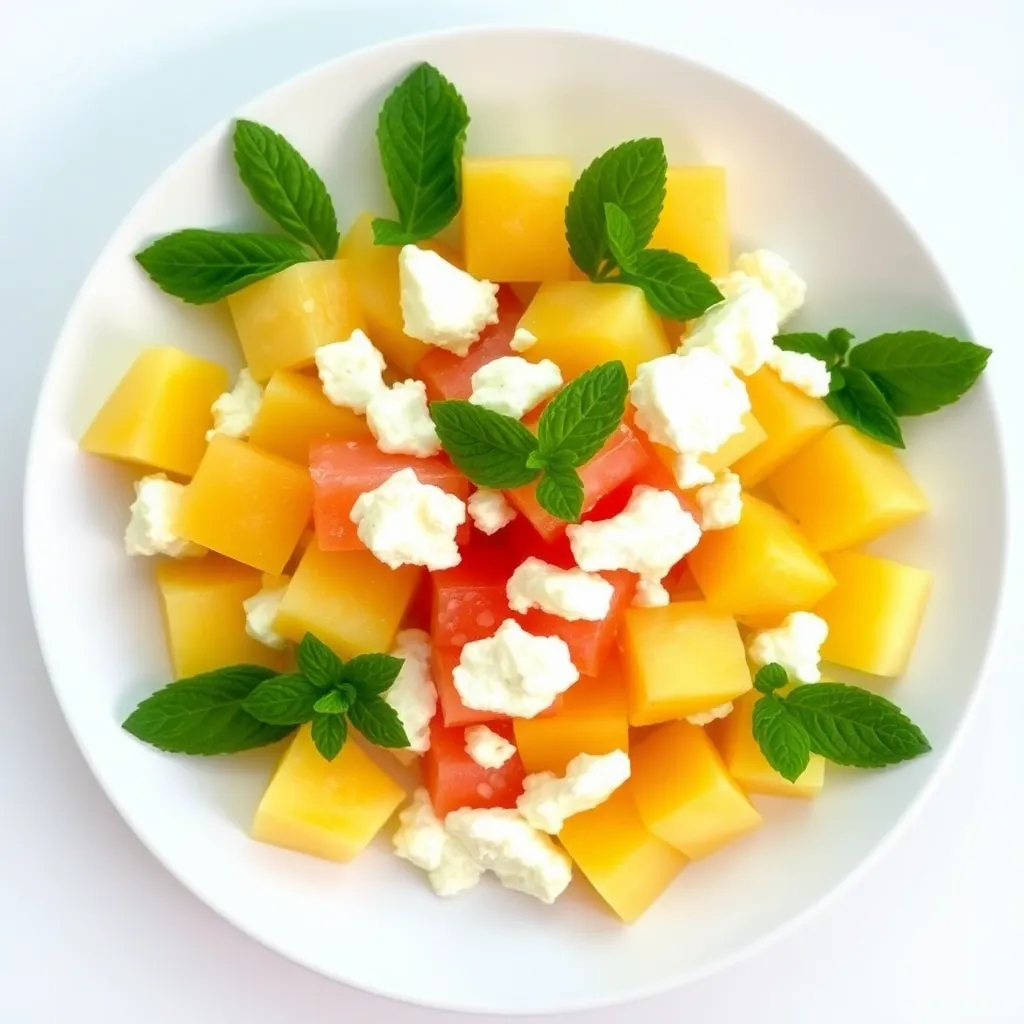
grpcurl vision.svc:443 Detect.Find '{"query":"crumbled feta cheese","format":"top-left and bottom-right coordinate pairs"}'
top-left (464, 725), bottom-right (516, 769)
top-left (679, 283), bottom-right (779, 375)
top-left (444, 807), bottom-right (572, 904)
top-left (713, 270), bottom-right (753, 303)
top-left (315, 329), bottom-right (387, 413)
top-left (516, 751), bottom-right (631, 834)
top-left (766, 346), bottom-right (832, 398)
top-left (393, 789), bottom-right (484, 897)
top-left (509, 326), bottom-right (538, 353)
top-left (506, 557), bottom-right (614, 622)
top-left (632, 578), bottom-right (670, 608)
top-left (242, 584), bottom-right (288, 650)
top-left (206, 368), bottom-right (263, 441)
top-left (453, 619), bottom-right (579, 719)
top-left (748, 611), bottom-right (829, 684)
top-left (687, 702), bottom-right (735, 726)
top-left (399, 246), bottom-right (499, 356)
top-left (735, 249), bottom-right (807, 324)
top-left (350, 467), bottom-right (466, 570)
top-left (674, 452), bottom-right (717, 490)
top-left (467, 488), bottom-right (517, 535)
top-left (469, 356), bottom-right (562, 419)
top-left (124, 475), bottom-right (206, 558)
top-left (366, 379), bottom-right (441, 457)
top-left (696, 471), bottom-right (743, 531)
top-left (384, 629), bottom-right (437, 754)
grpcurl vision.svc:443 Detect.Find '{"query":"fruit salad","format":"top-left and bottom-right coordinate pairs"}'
top-left (80, 63), bottom-right (991, 923)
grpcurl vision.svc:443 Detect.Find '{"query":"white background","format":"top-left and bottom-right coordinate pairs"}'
top-left (1, 0), bottom-right (1020, 1021)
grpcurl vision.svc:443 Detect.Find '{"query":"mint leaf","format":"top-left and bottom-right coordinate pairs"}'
top-left (348, 696), bottom-right (410, 749)
top-left (122, 665), bottom-right (292, 755)
top-left (828, 328), bottom-right (854, 359)
top-left (825, 366), bottom-right (904, 448)
top-left (430, 400), bottom-right (540, 488)
top-left (565, 139), bottom-right (667, 278)
top-left (373, 63), bottom-right (469, 245)
top-left (535, 464), bottom-right (585, 523)
top-left (536, 361), bottom-right (628, 467)
top-left (297, 633), bottom-right (343, 690)
top-left (310, 713), bottom-right (347, 761)
top-left (344, 653), bottom-right (404, 697)
top-left (233, 119), bottom-right (339, 259)
top-left (785, 683), bottom-right (931, 768)
top-left (136, 229), bottom-right (313, 304)
top-left (622, 248), bottom-right (723, 320)
top-left (774, 331), bottom-right (846, 367)
top-left (830, 367), bottom-right (846, 391)
top-left (313, 689), bottom-right (351, 715)
top-left (848, 331), bottom-right (991, 416)
top-left (752, 695), bottom-right (811, 783)
top-left (753, 663), bottom-right (789, 694)
top-left (603, 202), bottom-right (639, 273)
top-left (242, 673), bottom-right (321, 725)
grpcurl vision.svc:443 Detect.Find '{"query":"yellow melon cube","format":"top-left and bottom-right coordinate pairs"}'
top-left (732, 367), bottom-right (838, 486)
top-left (80, 346), bottom-right (228, 478)
top-left (276, 544), bottom-right (421, 659)
top-left (227, 260), bottom-right (364, 382)
top-left (176, 436), bottom-right (311, 575)
top-left (713, 691), bottom-right (825, 799)
top-left (649, 166), bottom-right (729, 277)
top-left (621, 601), bottom-right (752, 726)
top-left (768, 425), bottom-right (929, 552)
top-left (518, 282), bottom-right (671, 381)
top-left (687, 495), bottom-right (836, 619)
top-left (559, 782), bottom-right (687, 923)
top-left (513, 658), bottom-right (629, 774)
top-left (462, 156), bottom-right (573, 282)
top-left (248, 369), bottom-right (369, 464)
top-left (814, 551), bottom-right (933, 677)
top-left (252, 725), bottom-right (405, 862)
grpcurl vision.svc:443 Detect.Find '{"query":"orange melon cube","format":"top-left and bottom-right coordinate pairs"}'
top-left (227, 260), bottom-right (364, 381)
top-left (176, 436), bottom-right (311, 575)
top-left (631, 720), bottom-right (762, 859)
top-left (252, 725), bottom-right (405, 862)
top-left (80, 346), bottom-right (228, 478)
top-left (649, 165), bottom-right (729, 277)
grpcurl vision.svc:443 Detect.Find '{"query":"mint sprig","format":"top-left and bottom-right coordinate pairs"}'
top-left (774, 330), bottom-right (849, 367)
top-left (603, 202), bottom-right (639, 273)
top-left (752, 694), bottom-right (811, 782)
top-left (622, 248), bottom-right (724, 320)
top-left (826, 366), bottom-right (905, 448)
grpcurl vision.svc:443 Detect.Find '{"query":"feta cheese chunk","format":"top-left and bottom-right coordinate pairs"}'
top-left (736, 249), bottom-right (807, 324)
top-left (399, 245), bottom-right (499, 356)
top-left (467, 488), bottom-right (516, 535)
top-left (315, 329), bottom-right (387, 413)
top-left (469, 356), bottom-right (563, 419)
top-left (385, 629), bottom-right (438, 754)
top-left (509, 326), bottom-right (538, 353)
top-left (206, 368), bottom-right (263, 441)
top-left (393, 789), bottom-right (484, 897)
top-left (444, 807), bottom-right (572, 904)
top-left (748, 611), bottom-right (829, 684)
top-left (632, 578), bottom-right (670, 608)
top-left (350, 467), bottom-right (466, 570)
top-left (506, 557), bottom-right (614, 622)
top-left (696, 471), bottom-right (743, 531)
top-left (679, 283), bottom-right (779, 375)
top-left (675, 452), bottom-right (716, 490)
top-left (687, 702), bottom-right (735, 726)
top-left (517, 750), bottom-right (631, 834)
top-left (464, 724), bottom-right (517, 769)
top-left (366, 379), bottom-right (441, 457)
top-left (124, 474), bottom-right (206, 558)
top-left (453, 619), bottom-right (579, 719)
top-left (766, 346), bottom-right (832, 398)
top-left (242, 583), bottom-right (288, 650)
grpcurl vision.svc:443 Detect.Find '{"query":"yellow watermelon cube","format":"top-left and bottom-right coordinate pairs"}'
top-left (649, 166), bottom-right (729, 277)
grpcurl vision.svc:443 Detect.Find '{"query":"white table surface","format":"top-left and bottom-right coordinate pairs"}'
top-left (1, 0), bottom-right (1021, 1020)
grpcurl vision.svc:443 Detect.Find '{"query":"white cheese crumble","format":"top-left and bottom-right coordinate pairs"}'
top-left (469, 356), bottom-right (562, 419)
top-left (632, 578), bottom-right (670, 608)
top-left (748, 611), bottom-right (830, 684)
top-left (124, 475), bottom-right (206, 558)
top-left (509, 326), bottom-right (538, 353)
top-left (679, 283), bottom-right (779, 375)
top-left (766, 346), bottom-right (832, 398)
top-left (453, 619), bottom-right (579, 719)
top-left (696, 471), bottom-right (743, 531)
top-left (399, 245), bottom-right (499, 356)
top-left (365, 379), bottom-right (441, 457)
top-left (206, 368), bottom-right (263, 441)
top-left (467, 488), bottom-right (517, 535)
top-left (675, 453), bottom-right (716, 490)
top-left (385, 629), bottom-right (437, 754)
top-left (314, 329), bottom-right (387, 413)
top-left (464, 725), bottom-right (517, 769)
top-left (444, 807), bottom-right (573, 904)
top-left (350, 467), bottom-right (466, 570)
top-left (516, 751), bottom-right (631, 834)
top-left (735, 249), bottom-right (807, 324)
top-left (506, 557), bottom-right (614, 622)
top-left (687, 702), bottom-right (735, 726)
top-left (242, 584), bottom-right (288, 650)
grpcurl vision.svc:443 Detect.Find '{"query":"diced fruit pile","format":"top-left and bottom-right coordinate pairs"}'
top-left (86, 64), bottom-right (990, 924)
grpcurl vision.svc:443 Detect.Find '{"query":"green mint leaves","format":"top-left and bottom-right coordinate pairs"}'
top-left (623, 248), bottom-right (724, 320)
top-left (121, 633), bottom-right (408, 762)
top-left (750, 663), bottom-right (931, 782)
top-left (372, 63), bottom-right (469, 246)
top-left (774, 328), bottom-right (851, 367)
top-left (431, 361), bottom-right (629, 523)
top-left (827, 366), bottom-right (905, 448)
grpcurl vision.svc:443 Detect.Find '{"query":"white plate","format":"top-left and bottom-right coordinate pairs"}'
top-left (23, 26), bottom-right (1006, 1016)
